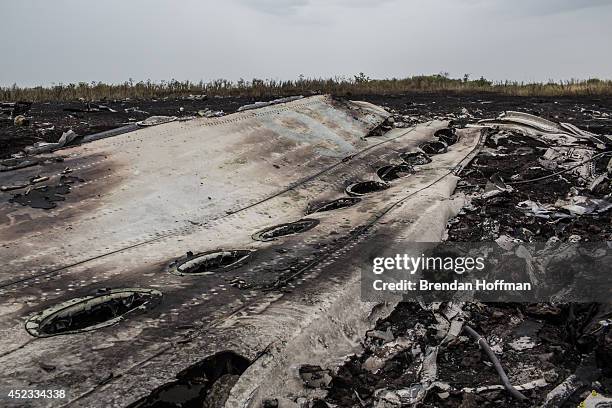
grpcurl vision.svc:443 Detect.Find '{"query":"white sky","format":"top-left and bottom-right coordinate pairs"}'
top-left (1, 0), bottom-right (611, 86)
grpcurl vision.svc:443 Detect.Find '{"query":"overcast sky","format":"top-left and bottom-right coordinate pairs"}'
top-left (2, 0), bottom-right (611, 87)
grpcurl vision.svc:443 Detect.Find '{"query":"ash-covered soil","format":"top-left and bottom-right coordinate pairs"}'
top-left (354, 92), bottom-right (612, 135)
top-left (318, 94), bottom-right (612, 408)
top-left (2, 92), bottom-right (612, 159)
top-left (447, 133), bottom-right (612, 243)
top-left (0, 95), bottom-right (278, 159)
top-left (324, 302), bottom-right (609, 408)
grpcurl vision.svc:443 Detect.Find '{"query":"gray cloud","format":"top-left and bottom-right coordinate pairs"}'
top-left (0, 0), bottom-right (611, 87)
top-left (522, 0), bottom-right (612, 14)
top-left (237, 0), bottom-right (398, 15)
top-left (462, 0), bottom-right (612, 16)
top-left (323, 0), bottom-right (398, 8)
top-left (236, 0), bottom-right (309, 15)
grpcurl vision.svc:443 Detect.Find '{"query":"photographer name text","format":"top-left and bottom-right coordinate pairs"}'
top-left (372, 279), bottom-right (532, 292)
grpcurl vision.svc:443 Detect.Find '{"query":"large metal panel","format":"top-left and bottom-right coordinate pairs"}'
top-left (0, 96), bottom-right (481, 407)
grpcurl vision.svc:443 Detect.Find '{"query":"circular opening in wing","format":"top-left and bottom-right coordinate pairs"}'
top-left (127, 351), bottom-right (250, 408)
top-left (376, 164), bottom-right (414, 182)
top-left (435, 128), bottom-right (458, 145)
top-left (400, 151), bottom-right (432, 166)
top-left (252, 219), bottom-right (320, 242)
top-left (419, 140), bottom-right (448, 155)
top-left (307, 197), bottom-right (362, 214)
top-left (345, 181), bottom-right (390, 197)
top-left (25, 288), bottom-right (162, 337)
top-left (173, 249), bottom-right (254, 276)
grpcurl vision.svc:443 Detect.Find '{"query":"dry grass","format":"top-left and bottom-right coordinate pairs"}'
top-left (2, 74), bottom-right (611, 102)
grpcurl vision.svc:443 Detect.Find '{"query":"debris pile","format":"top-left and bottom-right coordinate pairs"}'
top-left (64, 102), bottom-right (117, 113)
top-left (283, 111), bottom-right (611, 408)
top-left (319, 302), bottom-right (609, 407)
top-left (449, 112), bottom-right (611, 242)
top-left (386, 104), bottom-right (486, 128)
top-left (23, 129), bottom-right (79, 154)
top-left (0, 101), bottom-right (32, 119)
top-left (7, 173), bottom-right (83, 210)
top-left (198, 108), bottom-right (225, 118)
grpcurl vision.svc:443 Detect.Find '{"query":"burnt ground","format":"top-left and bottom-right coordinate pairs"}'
top-left (447, 134), bottom-right (612, 243)
top-left (0, 95), bottom-right (278, 159)
top-left (320, 95), bottom-right (612, 407)
top-left (2, 92), bottom-right (612, 160)
top-left (325, 302), bottom-right (608, 408)
top-left (354, 92), bottom-right (612, 136)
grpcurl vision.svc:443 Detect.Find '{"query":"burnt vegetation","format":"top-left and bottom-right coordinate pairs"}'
top-left (2, 74), bottom-right (612, 102)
